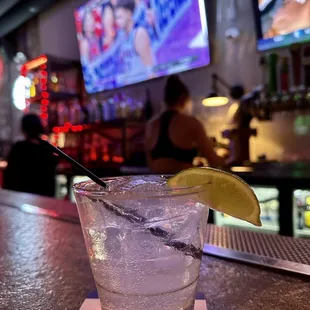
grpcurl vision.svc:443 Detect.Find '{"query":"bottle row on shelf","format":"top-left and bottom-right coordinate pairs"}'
top-left (242, 85), bottom-right (310, 121)
top-left (48, 92), bottom-right (152, 129)
top-left (54, 133), bottom-right (125, 169)
top-left (25, 69), bottom-right (80, 102)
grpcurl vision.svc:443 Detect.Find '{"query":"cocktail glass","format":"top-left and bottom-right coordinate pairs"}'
top-left (73, 175), bottom-right (209, 310)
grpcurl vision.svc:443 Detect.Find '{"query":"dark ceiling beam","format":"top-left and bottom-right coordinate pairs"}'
top-left (0, 0), bottom-right (21, 18)
top-left (0, 0), bottom-right (57, 39)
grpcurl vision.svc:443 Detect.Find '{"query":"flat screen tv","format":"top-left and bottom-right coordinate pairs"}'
top-left (253, 0), bottom-right (310, 52)
top-left (75, 0), bottom-right (210, 93)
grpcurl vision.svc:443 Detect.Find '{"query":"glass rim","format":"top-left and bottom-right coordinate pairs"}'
top-left (72, 175), bottom-right (210, 200)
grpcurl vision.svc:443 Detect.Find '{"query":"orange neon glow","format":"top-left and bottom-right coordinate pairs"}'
top-left (103, 155), bottom-right (110, 162)
top-left (23, 55), bottom-right (48, 71)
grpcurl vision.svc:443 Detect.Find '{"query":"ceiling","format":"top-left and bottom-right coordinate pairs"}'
top-left (0, 0), bottom-right (57, 39)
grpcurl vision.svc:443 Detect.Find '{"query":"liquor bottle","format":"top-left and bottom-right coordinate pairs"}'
top-left (144, 89), bottom-right (153, 121)
top-left (280, 57), bottom-right (289, 93)
top-left (304, 45), bottom-right (310, 88)
top-left (290, 47), bottom-right (302, 88)
top-left (268, 53), bottom-right (278, 94)
top-left (304, 205), bottom-right (310, 229)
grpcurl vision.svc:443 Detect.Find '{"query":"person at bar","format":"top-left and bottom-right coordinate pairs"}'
top-left (3, 114), bottom-right (57, 197)
top-left (145, 74), bottom-right (225, 174)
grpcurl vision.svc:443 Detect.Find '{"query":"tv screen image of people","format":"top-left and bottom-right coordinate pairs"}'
top-left (75, 0), bottom-right (210, 93)
top-left (255, 0), bottom-right (310, 51)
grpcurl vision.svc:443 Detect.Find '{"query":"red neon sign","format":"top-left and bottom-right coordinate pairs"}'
top-left (40, 113), bottom-right (48, 120)
top-left (41, 92), bottom-right (49, 99)
top-left (40, 78), bottom-right (47, 85)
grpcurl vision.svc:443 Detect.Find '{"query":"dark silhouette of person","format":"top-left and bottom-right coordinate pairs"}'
top-left (3, 114), bottom-right (58, 197)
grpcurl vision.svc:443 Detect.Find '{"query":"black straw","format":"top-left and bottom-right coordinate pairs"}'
top-left (40, 139), bottom-right (107, 188)
top-left (41, 139), bottom-right (202, 259)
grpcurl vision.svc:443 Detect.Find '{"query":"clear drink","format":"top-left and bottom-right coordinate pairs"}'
top-left (73, 175), bottom-right (209, 310)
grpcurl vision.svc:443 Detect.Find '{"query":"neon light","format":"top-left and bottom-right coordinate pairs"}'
top-left (103, 155), bottom-right (110, 162)
top-left (41, 70), bottom-right (48, 76)
top-left (90, 151), bottom-right (97, 161)
top-left (41, 85), bottom-right (47, 91)
top-left (41, 92), bottom-right (49, 99)
top-left (20, 66), bottom-right (27, 77)
top-left (30, 84), bottom-right (36, 98)
top-left (64, 122), bottom-right (71, 128)
top-left (112, 156), bottom-right (124, 163)
top-left (23, 55), bottom-right (48, 71)
top-left (12, 76), bottom-right (27, 110)
top-left (41, 99), bottom-right (49, 105)
top-left (40, 106), bottom-right (48, 112)
top-left (40, 64), bottom-right (47, 70)
top-left (40, 78), bottom-right (47, 85)
top-left (40, 113), bottom-right (48, 120)
top-left (51, 124), bottom-right (87, 133)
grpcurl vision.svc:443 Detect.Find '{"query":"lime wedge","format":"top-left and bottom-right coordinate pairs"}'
top-left (167, 167), bottom-right (262, 227)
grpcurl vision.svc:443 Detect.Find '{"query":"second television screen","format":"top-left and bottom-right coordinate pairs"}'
top-left (75, 0), bottom-right (210, 93)
top-left (256, 0), bottom-right (310, 51)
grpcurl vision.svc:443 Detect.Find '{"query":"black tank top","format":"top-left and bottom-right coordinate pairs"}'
top-left (150, 111), bottom-right (197, 163)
